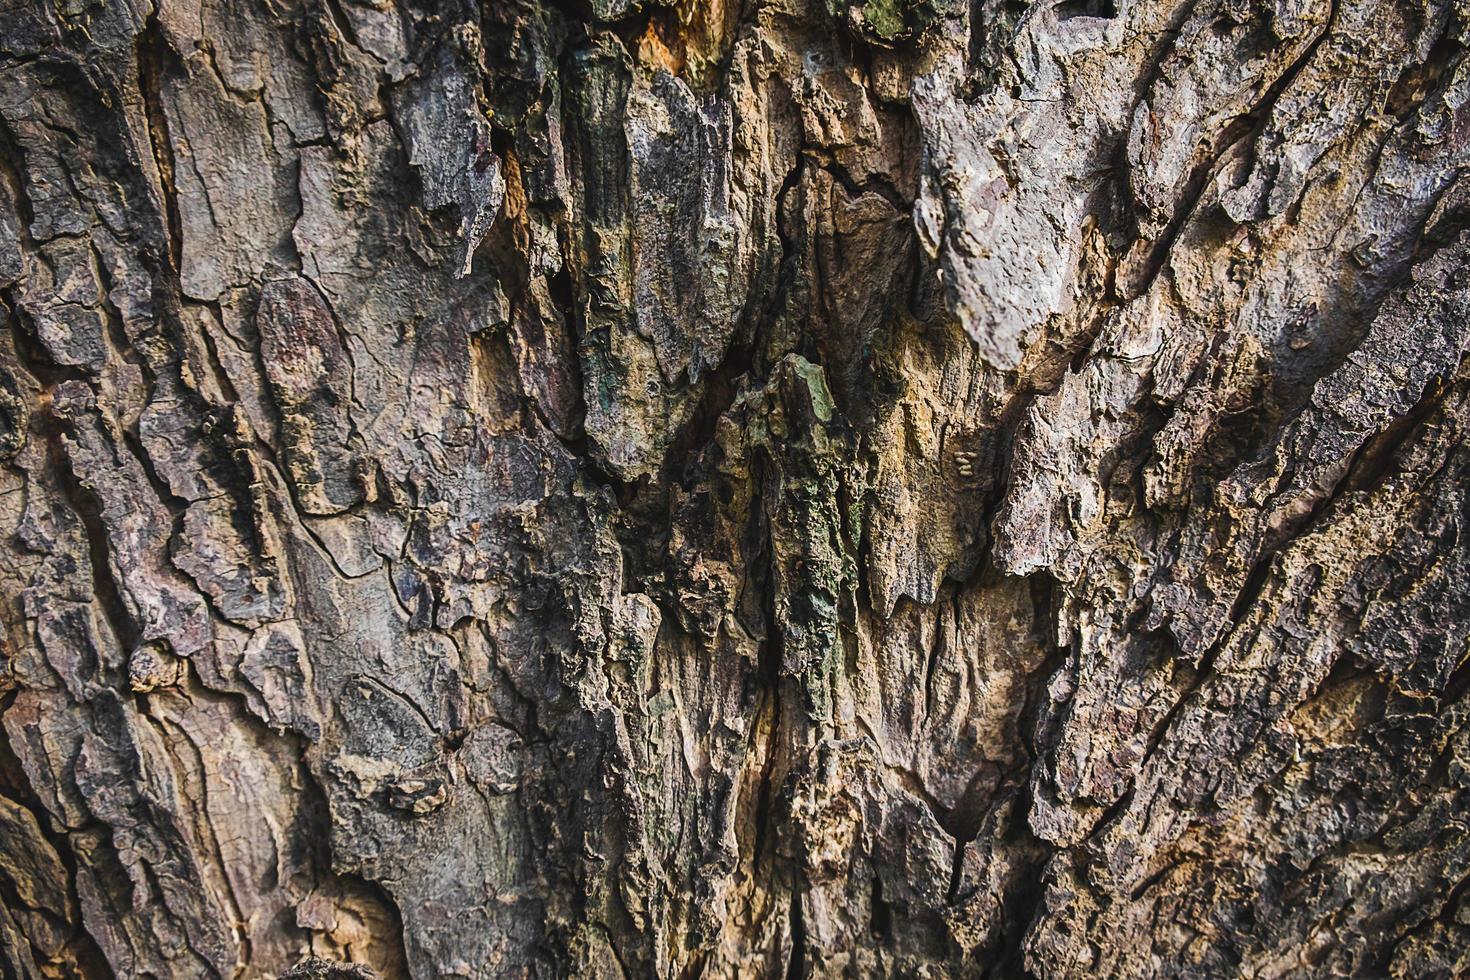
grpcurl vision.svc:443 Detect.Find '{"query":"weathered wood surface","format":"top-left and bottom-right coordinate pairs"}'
top-left (1, 0), bottom-right (1467, 976)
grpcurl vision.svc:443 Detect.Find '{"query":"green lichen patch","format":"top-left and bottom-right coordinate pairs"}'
top-left (826, 0), bottom-right (960, 45)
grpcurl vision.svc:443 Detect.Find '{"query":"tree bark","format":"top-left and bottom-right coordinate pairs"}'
top-left (1, 0), bottom-right (1468, 976)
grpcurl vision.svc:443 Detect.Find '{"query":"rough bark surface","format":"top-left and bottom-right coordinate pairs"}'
top-left (1, 0), bottom-right (1468, 976)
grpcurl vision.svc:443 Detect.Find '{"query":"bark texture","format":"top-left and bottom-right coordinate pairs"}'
top-left (1, 0), bottom-right (1468, 976)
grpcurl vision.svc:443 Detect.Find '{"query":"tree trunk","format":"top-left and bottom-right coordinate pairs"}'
top-left (1, 0), bottom-right (1467, 976)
